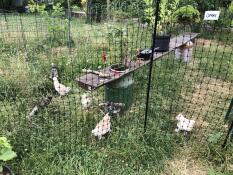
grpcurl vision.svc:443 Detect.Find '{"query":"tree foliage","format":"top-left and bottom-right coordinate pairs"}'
top-left (173, 5), bottom-right (200, 24)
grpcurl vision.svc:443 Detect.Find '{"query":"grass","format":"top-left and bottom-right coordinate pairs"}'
top-left (0, 13), bottom-right (233, 174)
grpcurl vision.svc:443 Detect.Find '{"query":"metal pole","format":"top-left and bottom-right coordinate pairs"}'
top-left (19, 13), bottom-right (28, 61)
top-left (144, 0), bottom-right (161, 132)
top-left (222, 98), bottom-right (233, 148)
top-left (86, 0), bottom-right (92, 24)
top-left (67, 0), bottom-right (71, 54)
top-left (222, 121), bottom-right (233, 148)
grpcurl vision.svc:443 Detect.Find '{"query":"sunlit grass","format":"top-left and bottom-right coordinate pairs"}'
top-left (0, 14), bottom-right (233, 174)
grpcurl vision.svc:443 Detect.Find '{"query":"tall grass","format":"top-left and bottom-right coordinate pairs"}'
top-left (0, 14), bottom-right (233, 174)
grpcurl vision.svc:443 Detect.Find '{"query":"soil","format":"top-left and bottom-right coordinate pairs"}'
top-left (110, 64), bottom-right (129, 72)
top-left (0, 168), bottom-right (11, 175)
top-left (0, 173), bottom-right (11, 175)
top-left (163, 147), bottom-right (208, 175)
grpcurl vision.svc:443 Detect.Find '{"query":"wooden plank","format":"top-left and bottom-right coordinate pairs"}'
top-left (76, 33), bottom-right (199, 90)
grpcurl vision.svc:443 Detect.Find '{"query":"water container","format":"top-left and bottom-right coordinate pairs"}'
top-left (105, 74), bottom-right (134, 110)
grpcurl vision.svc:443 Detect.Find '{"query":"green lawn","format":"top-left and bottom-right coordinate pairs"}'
top-left (0, 14), bottom-right (233, 174)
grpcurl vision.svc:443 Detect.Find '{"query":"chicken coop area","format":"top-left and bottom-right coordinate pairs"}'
top-left (0, 1), bottom-right (233, 174)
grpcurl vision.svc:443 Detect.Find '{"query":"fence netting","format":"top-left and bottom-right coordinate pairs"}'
top-left (0, 0), bottom-right (233, 174)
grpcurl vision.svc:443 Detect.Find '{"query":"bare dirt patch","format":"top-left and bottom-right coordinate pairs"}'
top-left (195, 38), bottom-right (229, 48)
top-left (163, 147), bottom-right (208, 175)
top-left (196, 38), bottom-right (213, 47)
top-left (180, 71), bottom-right (233, 136)
top-left (51, 46), bottom-right (69, 57)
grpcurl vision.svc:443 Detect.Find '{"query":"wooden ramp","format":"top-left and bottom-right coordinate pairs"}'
top-left (76, 33), bottom-right (199, 90)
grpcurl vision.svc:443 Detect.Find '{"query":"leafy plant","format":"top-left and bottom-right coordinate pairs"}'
top-left (51, 3), bottom-right (64, 17)
top-left (81, 0), bottom-right (87, 11)
top-left (72, 5), bottom-right (81, 12)
top-left (228, 2), bottom-right (233, 27)
top-left (173, 5), bottom-right (200, 24)
top-left (158, 0), bottom-right (180, 33)
top-left (110, 0), bottom-right (145, 19)
top-left (211, 2), bottom-right (233, 29)
top-left (28, 0), bottom-right (48, 15)
top-left (0, 137), bottom-right (17, 172)
top-left (28, 1), bottom-right (74, 47)
top-left (208, 169), bottom-right (227, 175)
top-left (229, 2), bottom-right (233, 13)
top-left (113, 10), bottom-right (131, 20)
top-left (143, 0), bottom-right (180, 34)
top-left (207, 132), bottom-right (223, 144)
top-left (106, 25), bottom-right (128, 63)
top-left (143, 0), bottom-right (154, 24)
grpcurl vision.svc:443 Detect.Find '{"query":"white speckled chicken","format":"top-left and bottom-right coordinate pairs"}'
top-left (53, 77), bottom-right (71, 97)
top-left (81, 93), bottom-right (92, 108)
top-left (99, 102), bottom-right (125, 116)
top-left (175, 113), bottom-right (195, 132)
top-left (91, 113), bottom-right (111, 139)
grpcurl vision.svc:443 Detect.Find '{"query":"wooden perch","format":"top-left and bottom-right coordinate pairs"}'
top-left (76, 33), bottom-right (199, 91)
top-left (82, 69), bottom-right (111, 78)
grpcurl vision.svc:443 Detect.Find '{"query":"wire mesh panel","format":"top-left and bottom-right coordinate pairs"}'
top-left (146, 1), bottom-right (233, 140)
top-left (0, 0), bottom-right (233, 174)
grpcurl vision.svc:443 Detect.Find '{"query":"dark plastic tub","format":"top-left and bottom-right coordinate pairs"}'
top-left (105, 74), bottom-right (133, 110)
top-left (154, 35), bottom-right (171, 52)
top-left (137, 49), bottom-right (152, 60)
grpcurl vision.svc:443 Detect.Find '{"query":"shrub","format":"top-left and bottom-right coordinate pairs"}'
top-left (115, 0), bottom-right (145, 19)
top-left (173, 5), bottom-right (200, 24)
top-left (113, 10), bottom-right (131, 20)
top-left (143, 0), bottom-right (180, 34)
top-left (71, 5), bottom-right (81, 12)
top-left (28, 1), bottom-right (74, 47)
top-left (213, 3), bottom-right (233, 28)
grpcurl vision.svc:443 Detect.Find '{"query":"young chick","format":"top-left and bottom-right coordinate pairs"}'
top-left (99, 102), bottom-right (125, 116)
top-left (91, 113), bottom-right (111, 139)
top-left (38, 96), bottom-right (53, 108)
top-left (175, 113), bottom-right (195, 132)
top-left (53, 77), bottom-right (71, 97)
top-left (27, 96), bottom-right (53, 119)
top-left (81, 93), bottom-right (92, 108)
top-left (27, 106), bottom-right (39, 119)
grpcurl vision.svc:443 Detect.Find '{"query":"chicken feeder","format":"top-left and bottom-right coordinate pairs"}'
top-left (105, 72), bottom-right (133, 110)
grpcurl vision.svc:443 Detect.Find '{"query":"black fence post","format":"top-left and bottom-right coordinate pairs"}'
top-left (144, 0), bottom-right (161, 132)
top-left (67, 0), bottom-right (72, 54)
top-left (222, 98), bottom-right (233, 148)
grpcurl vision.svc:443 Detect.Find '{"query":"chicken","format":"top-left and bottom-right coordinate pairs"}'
top-left (91, 113), bottom-right (111, 139)
top-left (38, 96), bottom-right (53, 108)
top-left (175, 113), bottom-right (195, 132)
top-left (50, 63), bottom-right (59, 79)
top-left (81, 93), bottom-right (92, 108)
top-left (99, 102), bottom-right (125, 116)
top-left (27, 106), bottom-right (39, 119)
top-left (27, 96), bottom-right (53, 119)
top-left (53, 77), bottom-right (71, 97)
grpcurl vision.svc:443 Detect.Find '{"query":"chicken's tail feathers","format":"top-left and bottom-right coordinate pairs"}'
top-left (66, 87), bottom-right (71, 93)
top-left (30, 106), bottom-right (38, 115)
top-left (27, 106), bottom-right (39, 119)
top-left (91, 128), bottom-right (97, 135)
